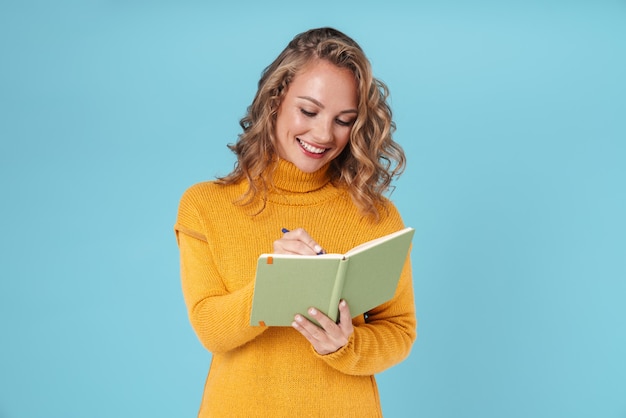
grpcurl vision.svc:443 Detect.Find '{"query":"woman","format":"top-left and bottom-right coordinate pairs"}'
top-left (175, 27), bottom-right (416, 417)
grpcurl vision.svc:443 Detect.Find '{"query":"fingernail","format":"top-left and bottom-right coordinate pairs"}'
top-left (314, 245), bottom-right (323, 254)
top-left (309, 308), bottom-right (317, 315)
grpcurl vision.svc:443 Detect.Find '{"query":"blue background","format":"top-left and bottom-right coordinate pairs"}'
top-left (1, 1), bottom-right (625, 417)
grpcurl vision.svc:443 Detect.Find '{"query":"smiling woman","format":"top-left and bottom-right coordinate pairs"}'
top-left (174, 27), bottom-right (415, 417)
top-left (218, 27), bottom-right (405, 219)
top-left (274, 59), bottom-right (357, 172)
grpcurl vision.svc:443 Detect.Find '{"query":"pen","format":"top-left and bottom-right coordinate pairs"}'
top-left (281, 228), bottom-right (325, 255)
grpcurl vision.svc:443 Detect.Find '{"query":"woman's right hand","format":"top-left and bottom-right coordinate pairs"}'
top-left (273, 228), bottom-right (325, 255)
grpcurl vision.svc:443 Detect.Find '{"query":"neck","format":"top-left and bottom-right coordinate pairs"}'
top-left (269, 159), bottom-right (331, 193)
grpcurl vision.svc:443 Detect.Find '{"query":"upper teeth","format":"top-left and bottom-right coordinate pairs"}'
top-left (298, 139), bottom-right (326, 154)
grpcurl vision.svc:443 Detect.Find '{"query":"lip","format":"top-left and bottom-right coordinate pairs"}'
top-left (297, 138), bottom-right (329, 159)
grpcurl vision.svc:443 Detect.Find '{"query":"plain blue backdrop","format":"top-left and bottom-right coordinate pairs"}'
top-left (1, 1), bottom-right (625, 417)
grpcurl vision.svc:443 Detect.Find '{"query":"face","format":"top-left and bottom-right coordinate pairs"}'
top-left (274, 59), bottom-right (358, 173)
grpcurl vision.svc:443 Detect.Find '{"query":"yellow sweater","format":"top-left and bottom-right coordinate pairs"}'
top-left (174, 160), bottom-right (416, 417)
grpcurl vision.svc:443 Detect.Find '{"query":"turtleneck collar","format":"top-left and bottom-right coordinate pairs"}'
top-left (269, 158), bottom-right (332, 194)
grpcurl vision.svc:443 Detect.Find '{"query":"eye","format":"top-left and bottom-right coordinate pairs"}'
top-left (335, 118), bottom-right (354, 127)
top-left (300, 109), bottom-right (316, 117)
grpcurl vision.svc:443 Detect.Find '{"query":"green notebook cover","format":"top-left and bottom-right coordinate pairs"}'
top-left (250, 227), bottom-right (415, 326)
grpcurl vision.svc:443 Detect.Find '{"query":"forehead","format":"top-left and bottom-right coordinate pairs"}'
top-left (287, 59), bottom-right (358, 103)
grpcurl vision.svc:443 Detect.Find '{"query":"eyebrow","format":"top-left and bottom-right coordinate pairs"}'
top-left (297, 96), bottom-right (358, 114)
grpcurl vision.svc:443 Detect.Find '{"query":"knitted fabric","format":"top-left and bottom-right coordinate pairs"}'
top-left (174, 159), bottom-right (416, 417)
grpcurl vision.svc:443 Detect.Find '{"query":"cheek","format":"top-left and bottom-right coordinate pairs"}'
top-left (278, 110), bottom-right (307, 137)
top-left (290, 112), bottom-right (309, 132)
top-left (335, 128), bottom-right (352, 151)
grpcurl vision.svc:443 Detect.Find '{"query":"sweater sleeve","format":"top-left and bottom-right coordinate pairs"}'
top-left (174, 188), bottom-right (266, 354)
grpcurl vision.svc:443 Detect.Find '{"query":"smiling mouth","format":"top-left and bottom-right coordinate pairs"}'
top-left (297, 138), bottom-right (328, 155)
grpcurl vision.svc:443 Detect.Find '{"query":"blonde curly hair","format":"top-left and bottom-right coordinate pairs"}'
top-left (217, 27), bottom-right (406, 220)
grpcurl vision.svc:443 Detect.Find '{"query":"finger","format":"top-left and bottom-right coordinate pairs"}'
top-left (296, 230), bottom-right (324, 255)
top-left (292, 312), bottom-right (350, 355)
top-left (292, 314), bottom-right (325, 341)
top-left (337, 300), bottom-right (354, 334)
top-left (273, 239), bottom-right (307, 255)
top-left (277, 228), bottom-right (324, 255)
top-left (274, 229), bottom-right (314, 255)
top-left (306, 307), bottom-right (338, 333)
top-left (274, 239), bottom-right (319, 255)
top-left (306, 307), bottom-right (350, 349)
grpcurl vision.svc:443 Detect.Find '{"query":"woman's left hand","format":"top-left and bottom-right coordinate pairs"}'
top-left (292, 299), bottom-right (354, 355)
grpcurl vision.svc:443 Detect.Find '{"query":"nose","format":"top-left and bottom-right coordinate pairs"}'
top-left (312, 118), bottom-right (334, 144)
